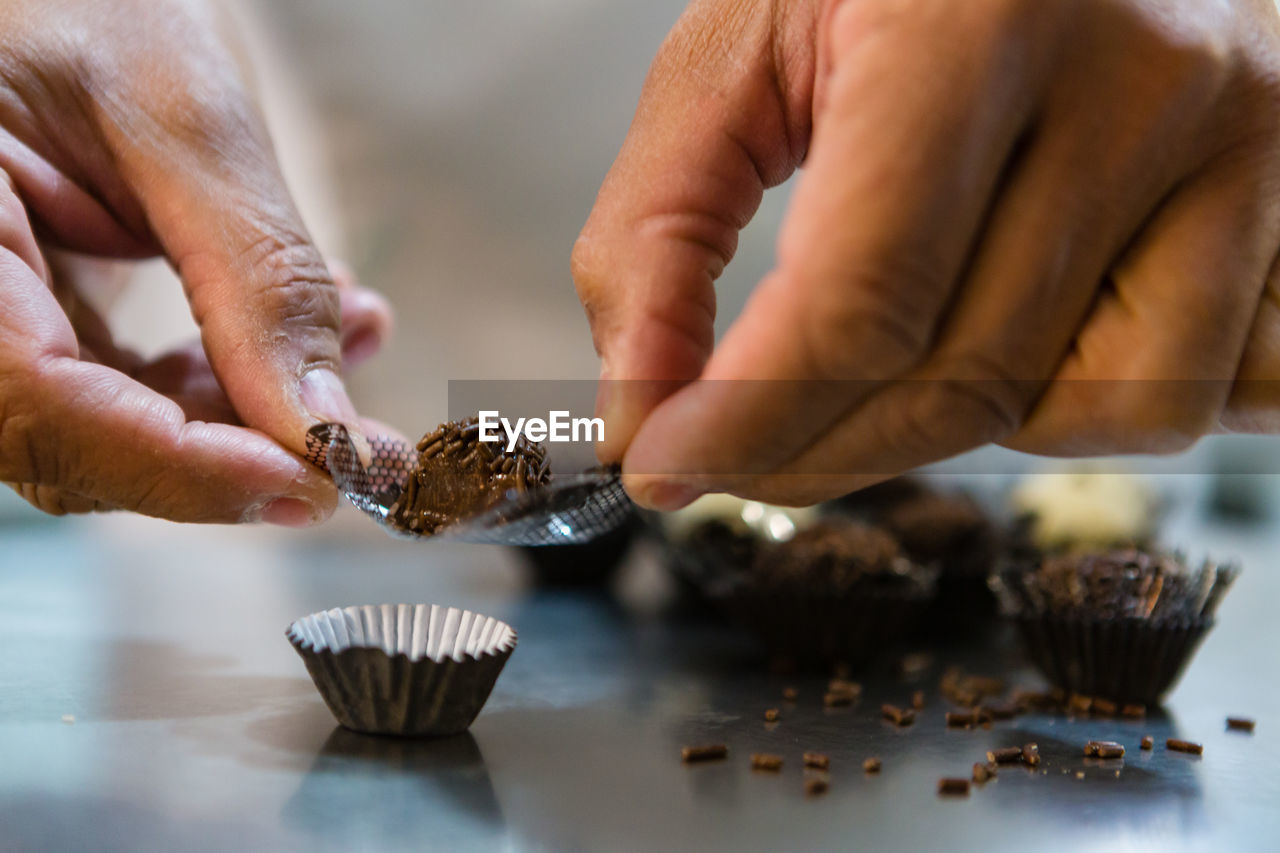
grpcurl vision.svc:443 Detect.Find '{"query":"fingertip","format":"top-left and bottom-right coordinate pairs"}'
top-left (622, 473), bottom-right (704, 512)
top-left (299, 367), bottom-right (357, 423)
top-left (259, 496), bottom-right (323, 527)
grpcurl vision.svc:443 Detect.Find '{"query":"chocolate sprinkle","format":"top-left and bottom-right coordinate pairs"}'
top-left (681, 744), bottom-right (728, 763)
top-left (389, 417), bottom-right (550, 535)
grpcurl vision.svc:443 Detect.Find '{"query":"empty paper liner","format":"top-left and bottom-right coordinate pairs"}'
top-left (287, 604), bottom-right (516, 736)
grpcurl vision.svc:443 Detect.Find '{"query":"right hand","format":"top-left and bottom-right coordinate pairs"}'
top-left (574, 0), bottom-right (1280, 508)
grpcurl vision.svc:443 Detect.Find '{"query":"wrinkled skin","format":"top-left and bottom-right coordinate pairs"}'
top-left (575, 0), bottom-right (1280, 508)
top-left (0, 0), bottom-right (391, 523)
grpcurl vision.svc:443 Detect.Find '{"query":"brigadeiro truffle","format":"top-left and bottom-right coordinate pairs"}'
top-left (660, 495), bottom-right (817, 604)
top-left (992, 548), bottom-right (1237, 704)
top-left (718, 518), bottom-right (936, 668)
top-left (878, 491), bottom-right (1001, 636)
top-left (387, 417), bottom-right (550, 535)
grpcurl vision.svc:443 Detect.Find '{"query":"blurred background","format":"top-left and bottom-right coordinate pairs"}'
top-left (0, 0), bottom-right (1274, 533)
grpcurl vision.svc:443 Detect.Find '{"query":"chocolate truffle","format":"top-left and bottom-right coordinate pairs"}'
top-left (881, 492), bottom-right (1002, 635)
top-left (993, 548), bottom-right (1238, 703)
top-left (721, 519), bottom-right (937, 667)
top-left (663, 495), bottom-right (817, 601)
top-left (1012, 549), bottom-right (1229, 622)
top-left (388, 417), bottom-right (550, 535)
top-left (751, 520), bottom-right (925, 596)
top-left (881, 493), bottom-right (998, 579)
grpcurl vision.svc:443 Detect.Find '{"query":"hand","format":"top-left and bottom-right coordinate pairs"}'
top-left (574, 0), bottom-right (1280, 508)
top-left (0, 0), bottom-right (391, 523)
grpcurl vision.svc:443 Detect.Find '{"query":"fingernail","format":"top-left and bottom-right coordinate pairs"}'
top-left (637, 480), bottom-right (703, 512)
top-left (300, 368), bottom-right (359, 425)
top-left (260, 497), bottom-right (319, 527)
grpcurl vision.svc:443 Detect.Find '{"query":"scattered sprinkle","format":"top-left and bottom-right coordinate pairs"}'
top-left (987, 747), bottom-right (1023, 765)
top-left (682, 744), bottom-right (728, 763)
top-left (1166, 739), bottom-right (1203, 755)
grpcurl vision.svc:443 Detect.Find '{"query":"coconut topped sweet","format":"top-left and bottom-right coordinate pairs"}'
top-left (998, 548), bottom-right (1236, 623)
top-left (387, 416), bottom-right (551, 535)
top-left (1012, 471), bottom-right (1160, 551)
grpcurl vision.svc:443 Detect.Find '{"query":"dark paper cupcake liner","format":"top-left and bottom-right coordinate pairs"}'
top-left (1011, 615), bottom-right (1210, 704)
top-left (918, 573), bottom-right (1001, 640)
top-left (720, 586), bottom-right (932, 669)
top-left (288, 604), bottom-right (516, 737)
top-left (515, 513), bottom-right (640, 586)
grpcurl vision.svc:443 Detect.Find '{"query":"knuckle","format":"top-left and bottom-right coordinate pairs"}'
top-left (242, 232), bottom-right (340, 334)
top-left (1097, 383), bottom-right (1217, 454)
top-left (935, 351), bottom-right (1039, 434)
top-left (862, 354), bottom-right (1032, 466)
top-left (156, 71), bottom-right (260, 154)
top-left (796, 258), bottom-right (941, 380)
top-left (570, 233), bottom-right (604, 304)
top-left (125, 471), bottom-right (183, 518)
top-left (0, 379), bottom-right (50, 486)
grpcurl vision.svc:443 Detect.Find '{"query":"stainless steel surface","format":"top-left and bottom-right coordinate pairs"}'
top-left (1, 505), bottom-right (1278, 852)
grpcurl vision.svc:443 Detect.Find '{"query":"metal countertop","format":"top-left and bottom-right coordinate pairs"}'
top-left (1, 502), bottom-right (1277, 852)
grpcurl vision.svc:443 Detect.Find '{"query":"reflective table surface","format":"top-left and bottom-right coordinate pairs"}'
top-left (1, 499), bottom-right (1278, 852)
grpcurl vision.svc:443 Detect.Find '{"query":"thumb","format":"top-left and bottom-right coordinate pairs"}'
top-left (571, 0), bottom-right (815, 461)
top-left (98, 59), bottom-right (359, 460)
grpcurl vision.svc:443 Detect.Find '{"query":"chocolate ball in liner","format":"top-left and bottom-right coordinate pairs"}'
top-left (660, 496), bottom-right (818, 608)
top-left (991, 549), bottom-right (1237, 704)
top-left (879, 492), bottom-right (1002, 636)
top-left (713, 519), bottom-right (937, 669)
top-left (387, 417), bottom-right (550, 536)
top-left (287, 604), bottom-right (516, 737)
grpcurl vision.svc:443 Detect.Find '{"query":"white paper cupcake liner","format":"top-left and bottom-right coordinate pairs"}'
top-left (287, 604), bottom-right (516, 737)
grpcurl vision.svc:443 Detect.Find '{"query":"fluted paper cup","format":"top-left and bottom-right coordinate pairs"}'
top-left (287, 604), bottom-right (516, 736)
top-left (992, 553), bottom-right (1237, 704)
